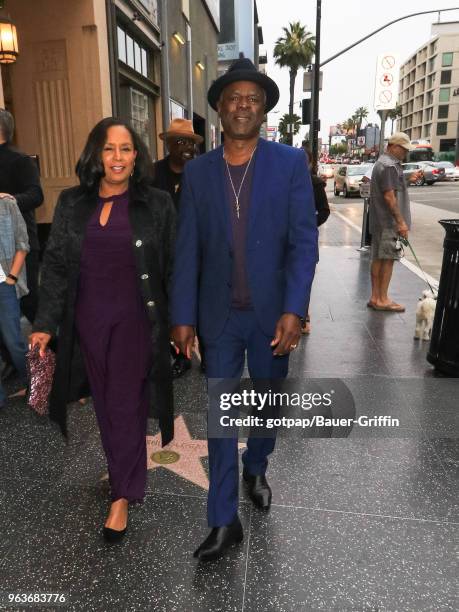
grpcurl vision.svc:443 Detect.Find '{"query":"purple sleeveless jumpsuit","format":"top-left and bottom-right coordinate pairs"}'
top-left (75, 191), bottom-right (152, 503)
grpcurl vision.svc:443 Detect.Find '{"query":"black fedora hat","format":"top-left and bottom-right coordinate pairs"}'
top-left (208, 57), bottom-right (280, 112)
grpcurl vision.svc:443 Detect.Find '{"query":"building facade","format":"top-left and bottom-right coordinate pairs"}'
top-left (217, 0), bottom-right (263, 72)
top-left (399, 21), bottom-right (459, 154)
top-left (0, 0), bottom-right (112, 226)
top-left (161, 0), bottom-right (219, 152)
top-left (0, 0), bottom-right (219, 238)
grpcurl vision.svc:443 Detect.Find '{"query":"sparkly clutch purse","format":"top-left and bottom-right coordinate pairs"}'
top-left (26, 345), bottom-right (56, 416)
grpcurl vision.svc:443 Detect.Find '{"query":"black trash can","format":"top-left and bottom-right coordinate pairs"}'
top-left (427, 220), bottom-right (459, 376)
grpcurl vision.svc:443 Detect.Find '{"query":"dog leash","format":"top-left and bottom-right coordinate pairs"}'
top-left (399, 237), bottom-right (437, 296)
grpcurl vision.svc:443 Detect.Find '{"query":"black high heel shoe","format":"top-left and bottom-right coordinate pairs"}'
top-left (103, 525), bottom-right (127, 543)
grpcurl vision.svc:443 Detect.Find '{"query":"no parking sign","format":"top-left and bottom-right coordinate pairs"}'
top-left (374, 53), bottom-right (399, 111)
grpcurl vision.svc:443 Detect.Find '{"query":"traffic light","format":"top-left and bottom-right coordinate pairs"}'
top-left (301, 99), bottom-right (311, 125)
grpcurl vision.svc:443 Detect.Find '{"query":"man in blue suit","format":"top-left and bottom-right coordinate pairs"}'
top-left (171, 58), bottom-right (318, 561)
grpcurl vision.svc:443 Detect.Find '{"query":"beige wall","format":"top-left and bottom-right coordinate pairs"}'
top-left (5, 0), bottom-right (112, 223)
top-left (190, 0), bottom-right (218, 146)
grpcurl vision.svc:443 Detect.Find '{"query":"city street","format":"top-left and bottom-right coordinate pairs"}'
top-left (327, 180), bottom-right (459, 280)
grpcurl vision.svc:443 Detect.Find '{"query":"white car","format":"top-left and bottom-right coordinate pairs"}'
top-left (318, 164), bottom-right (335, 180)
top-left (433, 161), bottom-right (459, 181)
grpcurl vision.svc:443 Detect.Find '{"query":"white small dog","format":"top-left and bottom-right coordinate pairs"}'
top-left (414, 289), bottom-right (437, 341)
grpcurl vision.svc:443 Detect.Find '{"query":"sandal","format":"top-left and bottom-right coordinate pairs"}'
top-left (371, 302), bottom-right (405, 312)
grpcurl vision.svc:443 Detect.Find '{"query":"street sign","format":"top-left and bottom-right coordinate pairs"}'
top-left (357, 136), bottom-right (365, 146)
top-left (374, 53), bottom-right (399, 111)
top-left (303, 71), bottom-right (323, 92)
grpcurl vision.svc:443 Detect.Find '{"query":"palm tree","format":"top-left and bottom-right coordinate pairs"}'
top-left (388, 103), bottom-right (403, 134)
top-left (342, 117), bottom-right (356, 136)
top-left (273, 22), bottom-right (315, 144)
top-left (354, 106), bottom-right (369, 140)
top-left (278, 113), bottom-right (301, 143)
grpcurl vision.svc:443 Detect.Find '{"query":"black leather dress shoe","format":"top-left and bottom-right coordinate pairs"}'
top-left (242, 468), bottom-right (272, 510)
top-left (193, 516), bottom-right (243, 561)
top-left (103, 526), bottom-right (127, 543)
top-left (172, 354), bottom-right (192, 379)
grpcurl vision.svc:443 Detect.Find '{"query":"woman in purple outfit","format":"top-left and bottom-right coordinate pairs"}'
top-left (30, 118), bottom-right (175, 542)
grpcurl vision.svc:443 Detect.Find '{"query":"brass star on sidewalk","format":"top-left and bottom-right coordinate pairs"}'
top-left (146, 415), bottom-right (246, 491)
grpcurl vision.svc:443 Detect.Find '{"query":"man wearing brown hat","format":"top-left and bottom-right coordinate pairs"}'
top-left (153, 118), bottom-right (203, 210)
top-left (171, 58), bottom-right (318, 561)
top-left (153, 119), bottom-right (203, 378)
top-left (368, 132), bottom-right (421, 312)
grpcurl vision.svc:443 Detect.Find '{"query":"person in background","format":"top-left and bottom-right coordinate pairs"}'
top-left (0, 109), bottom-right (43, 383)
top-left (0, 109), bottom-right (43, 323)
top-left (30, 118), bottom-right (175, 542)
top-left (368, 132), bottom-right (420, 312)
top-left (302, 147), bottom-right (330, 333)
top-left (0, 195), bottom-right (29, 408)
top-left (152, 119), bottom-right (203, 378)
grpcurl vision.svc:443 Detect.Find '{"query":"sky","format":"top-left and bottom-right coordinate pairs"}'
top-left (257, 0), bottom-right (459, 145)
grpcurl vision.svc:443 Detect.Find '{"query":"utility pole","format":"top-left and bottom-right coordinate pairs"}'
top-left (311, 0), bottom-right (321, 162)
top-left (378, 110), bottom-right (388, 155)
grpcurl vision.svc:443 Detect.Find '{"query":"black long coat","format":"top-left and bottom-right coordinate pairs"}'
top-left (33, 182), bottom-right (176, 446)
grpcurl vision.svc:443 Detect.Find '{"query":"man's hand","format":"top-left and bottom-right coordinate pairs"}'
top-left (29, 332), bottom-right (52, 357)
top-left (409, 170), bottom-right (423, 185)
top-left (0, 192), bottom-right (13, 200)
top-left (270, 313), bottom-right (301, 356)
top-left (396, 220), bottom-right (409, 239)
top-left (171, 325), bottom-right (195, 360)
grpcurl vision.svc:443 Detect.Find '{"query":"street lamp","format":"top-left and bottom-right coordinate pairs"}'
top-left (0, 17), bottom-right (18, 64)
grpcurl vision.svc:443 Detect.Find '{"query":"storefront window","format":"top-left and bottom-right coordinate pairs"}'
top-left (130, 88), bottom-right (151, 149)
top-left (117, 27), bottom-right (126, 63)
top-left (117, 25), bottom-right (149, 79)
top-left (126, 34), bottom-right (134, 69)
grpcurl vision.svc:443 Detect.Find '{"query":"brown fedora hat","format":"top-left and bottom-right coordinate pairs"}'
top-left (159, 118), bottom-right (203, 144)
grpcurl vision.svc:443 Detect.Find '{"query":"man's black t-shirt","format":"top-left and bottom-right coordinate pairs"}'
top-left (152, 156), bottom-right (183, 210)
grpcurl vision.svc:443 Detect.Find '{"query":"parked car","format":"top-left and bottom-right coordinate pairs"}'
top-left (433, 161), bottom-right (459, 181)
top-left (334, 164), bottom-right (372, 197)
top-left (402, 162), bottom-right (445, 185)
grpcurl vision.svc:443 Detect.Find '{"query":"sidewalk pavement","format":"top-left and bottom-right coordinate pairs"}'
top-left (0, 211), bottom-right (457, 612)
top-left (332, 197), bottom-right (452, 281)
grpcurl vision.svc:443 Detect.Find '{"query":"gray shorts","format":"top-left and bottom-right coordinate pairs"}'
top-left (371, 228), bottom-right (403, 260)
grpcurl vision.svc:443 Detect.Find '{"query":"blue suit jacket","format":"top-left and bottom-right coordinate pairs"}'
top-left (170, 138), bottom-right (318, 341)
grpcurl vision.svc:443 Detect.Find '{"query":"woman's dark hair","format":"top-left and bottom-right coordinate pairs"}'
top-left (76, 117), bottom-right (154, 191)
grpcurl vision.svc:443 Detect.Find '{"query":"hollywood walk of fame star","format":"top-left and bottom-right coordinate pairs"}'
top-left (146, 414), bottom-right (246, 491)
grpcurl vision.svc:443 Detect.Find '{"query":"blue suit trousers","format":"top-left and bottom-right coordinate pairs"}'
top-left (204, 309), bottom-right (289, 527)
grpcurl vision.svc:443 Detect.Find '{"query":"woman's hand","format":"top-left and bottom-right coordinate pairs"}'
top-left (29, 332), bottom-right (52, 357)
top-left (4, 277), bottom-right (16, 286)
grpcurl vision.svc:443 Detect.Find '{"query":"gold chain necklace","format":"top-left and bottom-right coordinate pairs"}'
top-left (224, 146), bottom-right (257, 219)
